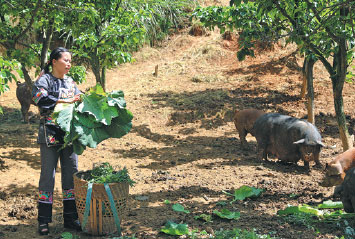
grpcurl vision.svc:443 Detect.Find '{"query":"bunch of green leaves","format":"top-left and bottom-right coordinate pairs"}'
top-left (223, 185), bottom-right (265, 202)
top-left (172, 203), bottom-right (190, 214)
top-left (88, 162), bottom-right (135, 186)
top-left (213, 209), bottom-right (241, 220)
top-left (278, 201), bottom-right (355, 223)
top-left (160, 221), bottom-right (190, 236)
top-left (52, 84), bottom-right (133, 155)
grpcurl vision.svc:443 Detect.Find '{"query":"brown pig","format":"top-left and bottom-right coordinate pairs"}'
top-left (16, 82), bottom-right (35, 123)
top-left (233, 109), bottom-right (264, 149)
top-left (320, 147), bottom-right (355, 187)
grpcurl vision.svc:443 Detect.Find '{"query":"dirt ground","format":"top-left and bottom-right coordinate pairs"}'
top-left (1, 5), bottom-right (355, 239)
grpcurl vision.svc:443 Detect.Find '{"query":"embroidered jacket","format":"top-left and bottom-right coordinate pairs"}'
top-left (32, 73), bottom-right (81, 145)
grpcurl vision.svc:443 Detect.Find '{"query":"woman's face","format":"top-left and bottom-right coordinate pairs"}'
top-left (52, 52), bottom-right (72, 76)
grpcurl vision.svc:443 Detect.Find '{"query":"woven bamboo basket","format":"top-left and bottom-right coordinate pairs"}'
top-left (73, 171), bottom-right (129, 236)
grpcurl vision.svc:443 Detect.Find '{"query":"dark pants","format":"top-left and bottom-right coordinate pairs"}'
top-left (38, 144), bottom-right (78, 223)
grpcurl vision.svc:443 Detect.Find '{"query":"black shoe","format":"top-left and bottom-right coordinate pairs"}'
top-left (64, 219), bottom-right (82, 231)
top-left (38, 223), bottom-right (49, 235)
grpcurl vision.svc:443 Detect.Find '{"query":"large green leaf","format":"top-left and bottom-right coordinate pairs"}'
top-left (73, 139), bottom-right (86, 155)
top-left (277, 205), bottom-right (324, 217)
top-left (318, 200), bottom-right (344, 209)
top-left (107, 90), bottom-right (126, 109)
top-left (172, 203), bottom-right (190, 214)
top-left (74, 112), bottom-right (102, 129)
top-left (103, 111), bottom-right (133, 138)
top-left (77, 93), bottom-right (118, 125)
top-left (213, 209), bottom-right (240, 220)
top-left (224, 185), bottom-right (264, 201)
top-left (53, 103), bottom-right (74, 133)
top-left (160, 221), bottom-right (189, 236)
top-left (75, 124), bottom-right (110, 148)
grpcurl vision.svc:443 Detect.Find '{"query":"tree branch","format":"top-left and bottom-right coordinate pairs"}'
top-left (14, 0), bottom-right (41, 43)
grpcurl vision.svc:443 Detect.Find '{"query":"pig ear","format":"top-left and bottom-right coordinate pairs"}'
top-left (316, 140), bottom-right (325, 147)
top-left (293, 139), bottom-right (305, 145)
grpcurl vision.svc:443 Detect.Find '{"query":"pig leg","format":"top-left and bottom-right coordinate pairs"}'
top-left (313, 151), bottom-right (322, 168)
top-left (303, 160), bottom-right (310, 171)
top-left (342, 196), bottom-right (354, 213)
top-left (21, 103), bottom-right (30, 123)
top-left (333, 185), bottom-right (343, 198)
top-left (237, 128), bottom-right (248, 149)
top-left (256, 144), bottom-right (268, 161)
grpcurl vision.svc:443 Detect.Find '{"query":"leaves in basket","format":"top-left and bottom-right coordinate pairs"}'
top-left (86, 162), bottom-right (135, 186)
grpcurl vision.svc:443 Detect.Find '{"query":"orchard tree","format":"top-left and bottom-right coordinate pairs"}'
top-left (0, 0), bottom-right (86, 92)
top-left (0, 0), bottom-right (42, 88)
top-left (194, 0), bottom-right (355, 150)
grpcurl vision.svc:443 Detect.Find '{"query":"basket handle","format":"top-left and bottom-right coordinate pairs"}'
top-left (104, 183), bottom-right (121, 236)
top-left (81, 182), bottom-right (93, 232)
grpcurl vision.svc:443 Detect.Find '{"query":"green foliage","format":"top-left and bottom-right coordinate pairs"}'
top-left (318, 200), bottom-right (344, 209)
top-left (194, 213), bottom-right (213, 223)
top-left (88, 162), bottom-right (135, 186)
top-left (278, 201), bottom-right (355, 224)
top-left (67, 65), bottom-right (87, 85)
top-left (172, 203), bottom-right (190, 214)
top-left (213, 208), bottom-right (240, 220)
top-left (52, 84), bottom-right (133, 155)
top-left (137, 0), bottom-right (196, 46)
top-left (223, 186), bottom-right (264, 202)
top-left (0, 57), bottom-right (22, 95)
top-left (160, 221), bottom-right (189, 236)
top-left (61, 232), bottom-right (73, 239)
top-left (277, 204), bottom-right (324, 217)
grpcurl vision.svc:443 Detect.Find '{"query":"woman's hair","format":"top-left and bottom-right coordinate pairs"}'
top-left (43, 47), bottom-right (71, 74)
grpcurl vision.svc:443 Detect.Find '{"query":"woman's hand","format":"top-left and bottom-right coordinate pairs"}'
top-left (57, 94), bottom-right (82, 104)
top-left (72, 94), bottom-right (82, 102)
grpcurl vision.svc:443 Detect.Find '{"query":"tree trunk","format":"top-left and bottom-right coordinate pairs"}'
top-left (101, 66), bottom-right (106, 91)
top-left (90, 52), bottom-right (101, 86)
top-left (40, 19), bottom-right (54, 70)
top-left (331, 39), bottom-right (353, 150)
top-left (305, 57), bottom-right (316, 124)
top-left (300, 57), bottom-right (307, 98)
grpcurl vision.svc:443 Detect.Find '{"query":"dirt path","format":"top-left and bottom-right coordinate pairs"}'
top-left (1, 20), bottom-right (355, 239)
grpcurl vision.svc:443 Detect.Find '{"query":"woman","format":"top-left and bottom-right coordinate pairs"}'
top-left (32, 47), bottom-right (82, 235)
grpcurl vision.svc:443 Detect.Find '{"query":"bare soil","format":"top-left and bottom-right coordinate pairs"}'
top-left (1, 9), bottom-right (355, 239)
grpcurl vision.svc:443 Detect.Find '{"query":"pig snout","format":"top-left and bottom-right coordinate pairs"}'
top-left (319, 174), bottom-right (343, 187)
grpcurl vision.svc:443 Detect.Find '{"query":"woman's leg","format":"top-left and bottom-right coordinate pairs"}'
top-left (38, 144), bottom-right (60, 234)
top-left (60, 146), bottom-right (81, 230)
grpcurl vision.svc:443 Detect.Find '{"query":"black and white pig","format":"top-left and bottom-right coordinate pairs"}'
top-left (253, 113), bottom-right (325, 170)
top-left (337, 167), bottom-right (355, 213)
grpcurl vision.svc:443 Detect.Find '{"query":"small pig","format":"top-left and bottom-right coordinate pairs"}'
top-left (16, 81), bottom-right (35, 123)
top-left (320, 148), bottom-right (355, 187)
top-left (338, 167), bottom-right (355, 213)
top-left (233, 109), bottom-right (265, 148)
top-left (253, 113), bottom-right (325, 170)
